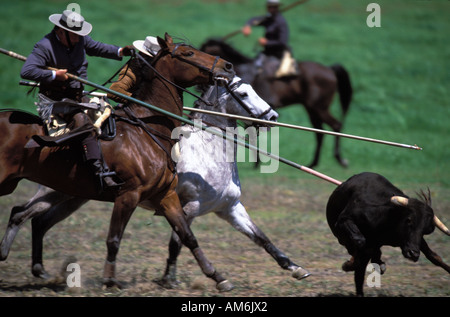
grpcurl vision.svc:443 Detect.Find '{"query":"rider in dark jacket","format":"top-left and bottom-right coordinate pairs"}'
top-left (242, 0), bottom-right (297, 77)
top-left (242, 0), bottom-right (289, 60)
top-left (21, 8), bottom-right (133, 190)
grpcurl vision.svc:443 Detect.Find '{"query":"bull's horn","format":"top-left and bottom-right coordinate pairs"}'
top-left (434, 215), bottom-right (450, 236)
top-left (391, 196), bottom-right (409, 206)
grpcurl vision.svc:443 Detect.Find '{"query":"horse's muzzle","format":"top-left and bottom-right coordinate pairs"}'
top-left (214, 61), bottom-right (235, 83)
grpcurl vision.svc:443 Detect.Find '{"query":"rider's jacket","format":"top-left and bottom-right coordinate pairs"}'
top-left (21, 29), bottom-right (122, 101)
top-left (246, 12), bottom-right (289, 58)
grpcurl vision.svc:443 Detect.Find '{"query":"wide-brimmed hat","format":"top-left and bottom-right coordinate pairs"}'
top-left (267, 0), bottom-right (281, 5)
top-left (133, 36), bottom-right (161, 57)
top-left (49, 10), bottom-right (92, 36)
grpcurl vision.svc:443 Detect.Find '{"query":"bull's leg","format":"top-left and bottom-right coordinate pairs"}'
top-left (31, 195), bottom-right (88, 278)
top-left (336, 214), bottom-right (366, 273)
top-left (342, 256), bottom-right (355, 272)
top-left (343, 250), bottom-right (385, 274)
top-left (159, 190), bottom-right (232, 292)
top-left (336, 216), bottom-right (366, 250)
top-left (216, 202), bottom-right (310, 280)
top-left (420, 238), bottom-right (450, 273)
top-left (353, 252), bottom-right (371, 297)
top-left (370, 248), bottom-right (386, 274)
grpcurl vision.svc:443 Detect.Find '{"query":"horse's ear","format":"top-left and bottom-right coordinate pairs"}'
top-left (157, 36), bottom-right (168, 50)
top-left (164, 32), bottom-right (173, 44)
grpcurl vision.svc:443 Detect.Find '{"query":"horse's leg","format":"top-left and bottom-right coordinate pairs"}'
top-left (216, 202), bottom-right (310, 280)
top-left (102, 193), bottom-right (138, 289)
top-left (158, 190), bottom-right (233, 292)
top-left (316, 108), bottom-right (348, 168)
top-left (31, 194), bottom-right (88, 279)
top-left (305, 108), bottom-right (325, 168)
top-left (155, 214), bottom-right (195, 288)
top-left (0, 185), bottom-right (50, 261)
top-left (156, 201), bottom-right (199, 288)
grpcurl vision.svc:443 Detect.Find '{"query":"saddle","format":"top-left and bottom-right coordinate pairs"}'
top-left (259, 51), bottom-right (299, 79)
top-left (25, 95), bottom-right (117, 148)
top-left (275, 50), bottom-right (298, 78)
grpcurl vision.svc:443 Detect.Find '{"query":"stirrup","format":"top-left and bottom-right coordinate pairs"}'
top-left (97, 170), bottom-right (124, 190)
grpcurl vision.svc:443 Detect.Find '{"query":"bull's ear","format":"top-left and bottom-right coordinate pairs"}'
top-left (391, 196), bottom-right (409, 206)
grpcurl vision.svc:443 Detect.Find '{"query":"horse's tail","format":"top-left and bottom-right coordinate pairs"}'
top-left (330, 64), bottom-right (353, 116)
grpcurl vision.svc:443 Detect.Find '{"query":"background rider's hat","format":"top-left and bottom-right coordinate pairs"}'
top-left (267, 0), bottom-right (281, 5)
top-left (133, 36), bottom-right (161, 57)
top-left (49, 10), bottom-right (93, 36)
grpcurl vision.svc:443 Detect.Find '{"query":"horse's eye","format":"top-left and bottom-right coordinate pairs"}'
top-left (238, 92), bottom-right (248, 98)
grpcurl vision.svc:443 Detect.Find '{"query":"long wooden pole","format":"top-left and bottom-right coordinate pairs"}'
top-left (10, 45), bottom-right (422, 151)
top-left (2, 48), bottom-right (422, 151)
top-left (1, 47), bottom-right (342, 185)
top-left (183, 106), bottom-right (422, 150)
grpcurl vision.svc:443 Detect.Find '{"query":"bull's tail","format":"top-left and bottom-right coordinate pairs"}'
top-left (331, 64), bottom-right (353, 116)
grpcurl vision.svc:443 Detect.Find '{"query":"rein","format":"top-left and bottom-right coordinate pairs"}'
top-left (134, 43), bottom-right (268, 122)
top-left (85, 57), bottom-right (133, 96)
top-left (135, 46), bottom-right (217, 107)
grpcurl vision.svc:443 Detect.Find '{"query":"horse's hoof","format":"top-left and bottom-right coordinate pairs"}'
top-left (0, 248), bottom-right (8, 261)
top-left (216, 279), bottom-right (234, 292)
top-left (292, 267), bottom-right (311, 280)
top-left (153, 277), bottom-right (180, 289)
top-left (339, 158), bottom-right (349, 168)
top-left (32, 263), bottom-right (51, 279)
top-left (102, 277), bottom-right (124, 289)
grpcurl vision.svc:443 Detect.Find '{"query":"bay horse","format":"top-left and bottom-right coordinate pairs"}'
top-left (0, 33), bottom-right (236, 291)
top-left (200, 38), bottom-right (353, 168)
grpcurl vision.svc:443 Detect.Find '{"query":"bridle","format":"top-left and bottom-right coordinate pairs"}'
top-left (171, 43), bottom-right (221, 75)
top-left (134, 42), bottom-right (222, 106)
top-left (215, 79), bottom-right (273, 120)
top-left (131, 42), bottom-right (271, 122)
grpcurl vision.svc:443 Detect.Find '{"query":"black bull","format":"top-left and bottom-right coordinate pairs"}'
top-left (326, 172), bottom-right (450, 296)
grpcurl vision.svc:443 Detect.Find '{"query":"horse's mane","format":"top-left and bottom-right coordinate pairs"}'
top-left (200, 38), bottom-right (253, 65)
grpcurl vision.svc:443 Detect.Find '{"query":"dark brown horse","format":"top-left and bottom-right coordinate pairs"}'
top-left (200, 38), bottom-right (353, 168)
top-left (0, 33), bottom-right (235, 290)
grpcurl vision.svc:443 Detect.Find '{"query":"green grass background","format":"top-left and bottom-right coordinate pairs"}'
top-left (0, 0), bottom-right (449, 195)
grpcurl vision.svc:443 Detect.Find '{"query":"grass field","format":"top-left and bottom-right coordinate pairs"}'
top-left (0, 0), bottom-right (449, 298)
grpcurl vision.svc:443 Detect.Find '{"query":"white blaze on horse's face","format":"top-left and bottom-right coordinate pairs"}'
top-left (222, 76), bottom-right (278, 124)
top-left (238, 81), bottom-right (277, 121)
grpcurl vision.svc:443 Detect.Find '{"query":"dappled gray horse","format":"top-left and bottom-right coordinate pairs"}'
top-left (158, 77), bottom-right (309, 288)
top-left (0, 76), bottom-right (310, 288)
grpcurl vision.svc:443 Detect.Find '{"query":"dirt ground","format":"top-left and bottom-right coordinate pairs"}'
top-left (0, 178), bottom-right (449, 298)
